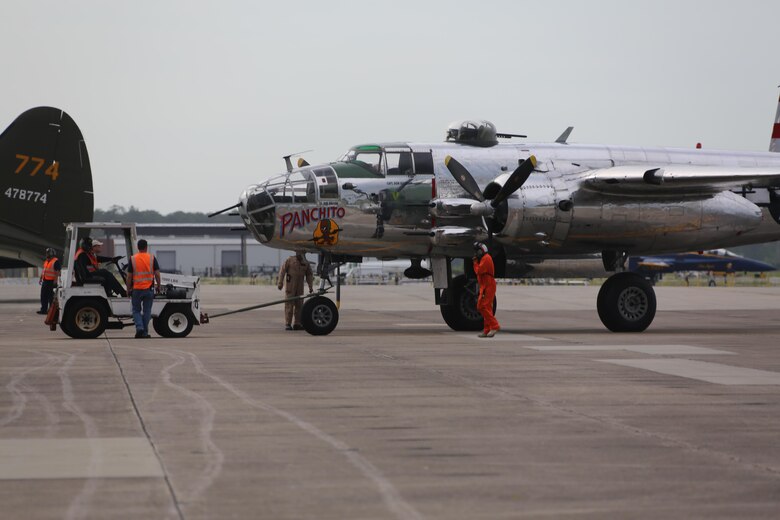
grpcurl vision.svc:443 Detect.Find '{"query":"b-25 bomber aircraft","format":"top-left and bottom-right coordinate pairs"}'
top-left (228, 108), bottom-right (780, 335)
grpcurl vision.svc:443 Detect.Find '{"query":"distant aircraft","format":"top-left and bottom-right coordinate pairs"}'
top-left (629, 249), bottom-right (775, 284)
top-left (350, 249), bottom-right (775, 285)
top-left (223, 94), bottom-right (780, 334)
top-left (0, 107), bottom-right (93, 268)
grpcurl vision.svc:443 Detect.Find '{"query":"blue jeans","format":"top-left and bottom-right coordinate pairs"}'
top-left (131, 288), bottom-right (154, 333)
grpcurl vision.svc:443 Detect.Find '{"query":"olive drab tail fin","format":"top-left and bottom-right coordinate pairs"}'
top-left (0, 107), bottom-right (93, 267)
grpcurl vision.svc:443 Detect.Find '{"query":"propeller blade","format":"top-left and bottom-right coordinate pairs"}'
top-left (444, 155), bottom-right (485, 202)
top-left (491, 155), bottom-right (537, 207)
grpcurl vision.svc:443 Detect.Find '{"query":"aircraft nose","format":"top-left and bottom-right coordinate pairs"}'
top-left (239, 185), bottom-right (276, 243)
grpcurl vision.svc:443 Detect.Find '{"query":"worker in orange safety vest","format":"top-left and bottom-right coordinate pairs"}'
top-left (74, 237), bottom-right (127, 297)
top-left (37, 247), bottom-right (61, 315)
top-left (126, 239), bottom-right (161, 338)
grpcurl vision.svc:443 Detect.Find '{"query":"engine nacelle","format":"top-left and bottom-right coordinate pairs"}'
top-left (497, 187), bottom-right (763, 253)
top-left (489, 178), bottom-right (559, 245)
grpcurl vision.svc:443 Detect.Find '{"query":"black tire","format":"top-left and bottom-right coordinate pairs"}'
top-left (59, 320), bottom-right (72, 336)
top-left (708, 279), bottom-right (716, 287)
top-left (301, 296), bottom-right (339, 335)
top-left (439, 274), bottom-right (497, 331)
top-left (63, 299), bottom-right (108, 339)
top-left (597, 272), bottom-right (656, 332)
top-left (153, 305), bottom-right (195, 338)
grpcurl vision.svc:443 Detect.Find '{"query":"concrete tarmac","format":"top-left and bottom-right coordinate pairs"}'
top-left (1, 282), bottom-right (780, 519)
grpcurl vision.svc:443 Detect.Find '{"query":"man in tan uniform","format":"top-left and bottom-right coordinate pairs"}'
top-left (277, 251), bottom-right (314, 330)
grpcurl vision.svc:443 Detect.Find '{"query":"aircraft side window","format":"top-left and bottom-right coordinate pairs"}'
top-left (313, 167), bottom-right (339, 199)
top-left (413, 152), bottom-right (434, 175)
top-left (386, 152), bottom-right (413, 176)
top-left (306, 178), bottom-right (316, 202)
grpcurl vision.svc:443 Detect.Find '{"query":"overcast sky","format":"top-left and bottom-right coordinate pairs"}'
top-left (2, 0), bottom-right (778, 213)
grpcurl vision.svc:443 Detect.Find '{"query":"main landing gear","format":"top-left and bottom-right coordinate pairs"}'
top-left (597, 272), bottom-right (656, 332)
top-left (435, 264), bottom-right (656, 333)
top-left (439, 274), bottom-right (497, 331)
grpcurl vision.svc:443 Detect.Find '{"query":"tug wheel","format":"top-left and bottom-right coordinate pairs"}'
top-left (153, 305), bottom-right (195, 338)
top-left (63, 299), bottom-right (108, 339)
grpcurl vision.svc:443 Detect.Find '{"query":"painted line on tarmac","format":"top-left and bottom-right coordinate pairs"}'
top-left (525, 344), bottom-right (733, 355)
top-left (457, 333), bottom-right (551, 342)
top-left (600, 358), bottom-right (780, 385)
top-left (0, 438), bottom-right (164, 479)
top-left (393, 323), bottom-right (447, 327)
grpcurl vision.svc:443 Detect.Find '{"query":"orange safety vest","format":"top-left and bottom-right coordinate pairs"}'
top-left (74, 248), bottom-right (99, 273)
top-left (42, 257), bottom-right (59, 281)
top-left (131, 252), bottom-right (156, 289)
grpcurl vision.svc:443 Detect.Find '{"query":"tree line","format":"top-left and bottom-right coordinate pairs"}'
top-left (94, 205), bottom-right (240, 223)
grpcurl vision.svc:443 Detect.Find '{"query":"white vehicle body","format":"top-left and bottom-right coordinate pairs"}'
top-left (53, 222), bottom-right (202, 338)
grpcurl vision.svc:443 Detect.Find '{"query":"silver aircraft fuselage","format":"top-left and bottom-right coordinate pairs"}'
top-left (239, 141), bottom-right (780, 262)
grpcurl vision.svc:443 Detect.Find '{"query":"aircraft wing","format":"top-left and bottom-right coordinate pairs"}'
top-left (583, 165), bottom-right (780, 195)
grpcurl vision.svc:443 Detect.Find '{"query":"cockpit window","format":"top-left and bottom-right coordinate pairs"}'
top-left (337, 146), bottom-right (434, 177)
top-left (339, 148), bottom-right (383, 175)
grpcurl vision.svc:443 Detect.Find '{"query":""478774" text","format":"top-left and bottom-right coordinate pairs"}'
top-left (4, 187), bottom-right (48, 204)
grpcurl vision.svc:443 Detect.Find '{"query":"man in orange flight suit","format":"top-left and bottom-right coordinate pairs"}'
top-left (473, 242), bottom-right (500, 338)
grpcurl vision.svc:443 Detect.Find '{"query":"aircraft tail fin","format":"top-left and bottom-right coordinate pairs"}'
top-left (0, 107), bottom-right (93, 263)
top-left (770, 90), bottom-right (780, 152)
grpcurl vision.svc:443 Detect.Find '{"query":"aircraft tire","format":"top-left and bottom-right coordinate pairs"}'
top-left (301, 296), bottom-right (339, 336)
top-left (597, 272), bottom-right (656, 332)
top-left (63, 298), bottom-right (108, 339)
top-left (439, 275), bottom-right (496, 331)
top-left (153, 305), bottom-right (195, 338)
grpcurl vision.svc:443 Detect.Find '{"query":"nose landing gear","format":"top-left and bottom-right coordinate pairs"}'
top-left (301, 296), bottom-right (339, 335)
top-left (300, 252), bottom-right (343, 335)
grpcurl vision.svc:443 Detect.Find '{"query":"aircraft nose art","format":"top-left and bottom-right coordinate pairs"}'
top-left (240, 186), bottom-right (275, 243)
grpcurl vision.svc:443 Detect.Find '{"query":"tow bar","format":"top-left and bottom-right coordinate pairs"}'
top-left (200, 288), bottom-right (331, 322)
top-left (201, 254), bottom-right (343, 335)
